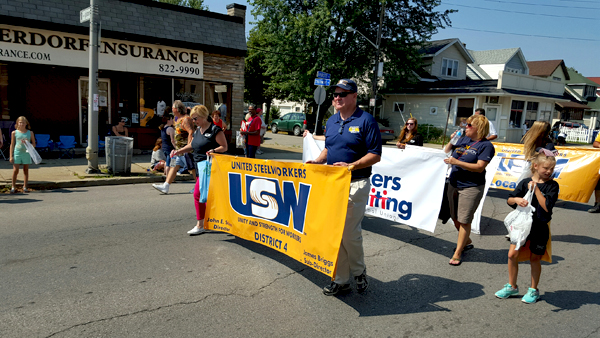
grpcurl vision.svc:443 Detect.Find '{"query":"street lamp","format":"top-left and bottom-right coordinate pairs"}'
top-left (346, 4), bottom-right (385, 116)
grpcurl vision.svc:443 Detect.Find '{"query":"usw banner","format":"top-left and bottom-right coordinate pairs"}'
top-left (492, 143), bottom-right (600, 203)
top-left (205, 154), bottom-right (351, 278)
top-left (303, 135), bottom-right (448, 233)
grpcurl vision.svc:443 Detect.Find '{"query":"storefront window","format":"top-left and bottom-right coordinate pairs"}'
top-left (510, 100), bottom-right (525, 128)
top-left (524, 102), bottom-right (538, 128)
top-left (139, 76), bottom-right (172, 128)
top-left (174, 79), bottom-right (230, 128)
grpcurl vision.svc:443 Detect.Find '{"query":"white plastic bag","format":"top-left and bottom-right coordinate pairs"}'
top-left (504, 184), bottom-right (536, 250)
top-left (24, 140), bottom-right (42, 164)
top-left (236, 131), bottom-right (245, 149)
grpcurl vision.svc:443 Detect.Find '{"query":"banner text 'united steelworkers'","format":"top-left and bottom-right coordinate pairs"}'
top-left (205, 154), bottom-right (351, 278)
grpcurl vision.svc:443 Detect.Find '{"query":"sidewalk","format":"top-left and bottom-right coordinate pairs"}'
top-left (0, 145), bottom-right (304, 193)
top-left (1, 140), bottom-right (594, 193)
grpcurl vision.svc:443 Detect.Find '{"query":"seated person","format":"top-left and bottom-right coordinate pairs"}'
top-left (112, 118), bottom-right (129, 136)
top-left (151, 138), bottom-right (166, 172)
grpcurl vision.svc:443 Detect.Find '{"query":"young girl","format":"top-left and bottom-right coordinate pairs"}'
top-left (495, 152), bottom-right (559, 303)
top-left (10, 116), bottom-right (36, 194)
top-left (150, 138), bottom-right (166, 172)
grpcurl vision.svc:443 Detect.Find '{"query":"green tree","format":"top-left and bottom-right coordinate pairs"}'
top-left (247, 0), bottom-right (454, 129)
top-left (155, 0), bottom-right (208, 11)
top-left (245, 33), bottom-right (273, 124)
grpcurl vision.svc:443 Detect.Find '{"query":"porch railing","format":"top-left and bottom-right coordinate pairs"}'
top-left (559, 126), bottom-right (594, 143)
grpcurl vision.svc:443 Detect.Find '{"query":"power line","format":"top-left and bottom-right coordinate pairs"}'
top-left (443, 2), bottom-right (596, 20)
top-left (559, 0), bottom-right (598, 3)
top-left (449, 26), bottom-right (600, 42)
top-left (482, 0), bottom-right (600, 10)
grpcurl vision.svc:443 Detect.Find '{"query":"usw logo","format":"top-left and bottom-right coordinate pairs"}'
top-left (228, 173), bottom-right (311, 234)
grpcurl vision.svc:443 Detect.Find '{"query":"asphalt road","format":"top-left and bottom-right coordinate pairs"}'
top-left (1, 183), bottom-right (600, 337)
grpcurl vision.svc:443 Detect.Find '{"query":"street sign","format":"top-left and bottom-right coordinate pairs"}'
top-left (314, 86), bottom-right (326, 105)
top-left (80, 7), bottom-right (92, 23)
top-left (316, 71), bottom-right (330, 79)
top-left (314, 78), bottom-right (330, 86)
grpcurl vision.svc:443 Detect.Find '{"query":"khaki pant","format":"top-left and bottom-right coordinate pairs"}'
top-left (334, 178), bottom-right (370, 285)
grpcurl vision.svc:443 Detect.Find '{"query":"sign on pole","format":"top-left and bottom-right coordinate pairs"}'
top-left (316, 71), bottom-right (330, 79)
top-left (314, 86), bottom-right (326, 105)
top-left (80, 7), bottom-right (92, 23)
top-left (314, 78), bottom-right (330, 86)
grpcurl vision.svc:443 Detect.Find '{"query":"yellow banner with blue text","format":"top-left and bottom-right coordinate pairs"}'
top-left (492, 143), bottom-right (600, 203)
top-left (204, 154), bottom-right (352, 277)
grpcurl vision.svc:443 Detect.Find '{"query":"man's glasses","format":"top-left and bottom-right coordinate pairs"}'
top-left (333, 92), bottom-right (351, 98)
top-left (338, 120), bottom-right (349, 134)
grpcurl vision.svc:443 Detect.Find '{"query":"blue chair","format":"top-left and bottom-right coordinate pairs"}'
top-left (35, 134), bottom-right (53, 153)
top-left (57, 135), bottom-right (76, 159)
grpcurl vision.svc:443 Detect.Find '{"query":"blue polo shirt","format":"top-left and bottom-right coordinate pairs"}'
top-left (448, 137), bottom-right (495, 188)
top-left (325, 108), bottom-right (382, 179)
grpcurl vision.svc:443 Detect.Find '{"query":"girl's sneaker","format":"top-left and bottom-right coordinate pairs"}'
top-left (522, 288), bottom-right (540, 304)
top-left (495, 283), bottom-right (519, 299)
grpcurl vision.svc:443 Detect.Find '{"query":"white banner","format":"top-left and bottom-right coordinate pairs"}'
top-left (303, 134), bottom-right (500, 233)
top-left (0, 25), bottom-right (203, 79)
top-left (303, 135), bottom-right (447, 232)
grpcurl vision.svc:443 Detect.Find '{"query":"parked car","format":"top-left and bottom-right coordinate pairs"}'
top-left (271, 113), bottom-right (306, 136)
top-left (378, 123), bottom-right (395, 142)
top-left (553, 121), bottom-right (585, 129)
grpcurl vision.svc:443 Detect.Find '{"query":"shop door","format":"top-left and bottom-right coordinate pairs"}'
top-left (78, 78), bottom-right (111, 145)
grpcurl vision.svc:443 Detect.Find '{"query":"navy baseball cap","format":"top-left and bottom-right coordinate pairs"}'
top-left (334, 79), bottom-right (357, 93)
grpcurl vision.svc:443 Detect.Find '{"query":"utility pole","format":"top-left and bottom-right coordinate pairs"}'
top-left (86, 0), bottom-right (100, 173)
top-left (371, 2), bottom-right (385, 117)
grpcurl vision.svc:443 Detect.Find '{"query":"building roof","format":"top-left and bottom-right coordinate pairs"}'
top-left (418, 38), bottom-right (475, 63)
top-left (527, 60), bottom-right (570, 80)
top-left (556, 101), bottom-right (591, 109)
top-left (466, 64), bottom-right (492, 80)
top-left (1, 0), bottom-right (247, 55)
top-left (468, 47), bottom-right (521, 65)
top-left (384, 80), bottom-right (566, 100)
top-left (566, 69), bottom-right (598, 86)
top-left (588, 77), bottom-right (600, 85)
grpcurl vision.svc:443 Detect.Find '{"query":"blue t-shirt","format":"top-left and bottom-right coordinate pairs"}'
top-left (449, 137), bottom-right (495, 188)
top-left (325, 108), bottom-right (382, 179)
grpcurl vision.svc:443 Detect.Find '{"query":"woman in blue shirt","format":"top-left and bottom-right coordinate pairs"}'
top-left (444, 114), bottom-right (496, 266)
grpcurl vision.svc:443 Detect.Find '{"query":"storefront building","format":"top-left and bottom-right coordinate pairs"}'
top-left (0, 0), bottom-right (246, 149)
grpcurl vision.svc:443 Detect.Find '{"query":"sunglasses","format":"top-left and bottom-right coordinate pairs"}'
top-left (466, 123), bottom-right (473, 128)
top-left (333, 92), bottom-right (352, 98)
top-left (338, 120), bottom-right (350, 134)
top-left (192, 117), bottom-right (198, 121)
top-left (406, 122), bottom-right (415, 126)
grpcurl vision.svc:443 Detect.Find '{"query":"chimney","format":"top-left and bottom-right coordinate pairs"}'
top-left (227, 3), bottom-right (246, 24)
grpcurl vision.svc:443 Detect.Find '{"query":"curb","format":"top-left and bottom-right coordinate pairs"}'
top-left (2, 175), bottom-right (195, 191)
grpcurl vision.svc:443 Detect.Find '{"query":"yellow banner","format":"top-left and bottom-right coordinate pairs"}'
top-left (492, 143), bottom-right (600, 203)
top-left (204, 154), bottom-right (351, 277)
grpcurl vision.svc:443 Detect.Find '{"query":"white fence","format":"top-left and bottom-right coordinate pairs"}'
top-left (560, 127), bottom-right (595, 143)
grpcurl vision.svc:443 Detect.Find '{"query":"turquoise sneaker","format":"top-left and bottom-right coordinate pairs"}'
top-left (522, 288), bottom-right (540, 304)
top-left (495, 283), bottom-right (519, 299)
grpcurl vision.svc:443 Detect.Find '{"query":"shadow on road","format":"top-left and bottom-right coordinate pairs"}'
top-left (336, 273), bottom-right (485, 316)
top-left (552, 234), bottom-right (600, 245)
top-left (0, 197), bottom-right (43, 204)
top-left (362, 218), bottom-right (563, 265)
top-left (544, 290), bottom-right (600, 312)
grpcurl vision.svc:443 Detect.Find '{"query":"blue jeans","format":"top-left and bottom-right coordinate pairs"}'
top-left (246, 144), bottom-right (257, 158)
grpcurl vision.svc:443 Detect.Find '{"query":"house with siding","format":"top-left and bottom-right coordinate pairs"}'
top-left (565, 69), bottom-right (600, 129)
top-left (380, 39), bottom-right (567, 143)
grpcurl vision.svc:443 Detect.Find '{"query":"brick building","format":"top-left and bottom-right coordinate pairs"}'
top-left (0, 0), bottom-right (246, 149)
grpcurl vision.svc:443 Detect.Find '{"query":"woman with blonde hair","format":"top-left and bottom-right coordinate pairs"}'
top-left (173, 105), bottom-right (228, 235)
top-left (521, 121), bottom-right (556, 160)
top-left (396, 117), bottom-right (423, 149)
top-left (10, 116), bottom-right (36, 193)
top-left (444, 114), bottom-right (496, 266)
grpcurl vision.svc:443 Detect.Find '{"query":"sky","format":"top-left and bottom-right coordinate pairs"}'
top-left (204, 0), bottom-right (600, 77)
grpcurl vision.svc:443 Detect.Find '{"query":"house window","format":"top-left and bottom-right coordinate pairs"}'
top-left (393, 102), bottom-right (405, 113)
top-left (524, 102), bottom-right (539, 128)
top-left (552, 76), bottom-right (561, 81)
top-left (509, 100), bottom-right (525, 128)
top-left (456, 98), bottom-right (474, 125)
top-left (506, 67), bottom-right (521, 74)
top-left (442, 58), bottom-right (459, 78)
top-left (585, 85), bottom-right (597, 98)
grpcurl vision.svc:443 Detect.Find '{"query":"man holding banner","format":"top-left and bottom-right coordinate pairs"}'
top-left (589, 133), bottom-right (600, 213)
top-left (306, 79), bottom-right (382, 296)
